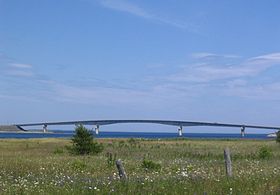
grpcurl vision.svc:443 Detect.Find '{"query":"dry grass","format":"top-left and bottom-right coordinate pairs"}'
top-left (0, 138), bottom-right (279, 194)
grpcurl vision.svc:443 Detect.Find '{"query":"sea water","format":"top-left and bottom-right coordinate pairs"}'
top-left (0, 131), bottom-right (271, 139)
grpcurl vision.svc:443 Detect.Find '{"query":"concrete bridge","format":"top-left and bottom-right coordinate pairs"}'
top-left (14, 119), bottom-right (280, 137)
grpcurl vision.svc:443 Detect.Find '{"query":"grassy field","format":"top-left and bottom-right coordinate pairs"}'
top-left (0, 138), bottom-right (279, 194)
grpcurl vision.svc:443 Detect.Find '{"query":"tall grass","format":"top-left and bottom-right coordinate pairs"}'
top-left (0, 138), bottom-right (279, 194)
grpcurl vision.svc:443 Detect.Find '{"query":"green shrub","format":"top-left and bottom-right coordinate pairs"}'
top-left (71, 160), bottom-right (87, 171)
top-left (276, 131), bottom-right (280, 143)
top-left (69, 124), bottom-right (104, 155)
top-left (258, 146), bottom-right (272, 159)
top-left (53, 147), bottom-right (64, 154)
top-left (118, 140), bottom-right (125, 148)
top-left (128, 138), bottom-right (139, 146)
top-left (142, 158), bottom-right (161, 171)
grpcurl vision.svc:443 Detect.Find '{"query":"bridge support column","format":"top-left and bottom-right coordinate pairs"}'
top-left (241, 126), bottom-right (245, 137)
top-left (178, 126), bottom-right (183, 137)
top-left (43, 124), bottom-right (47, 133)
top-left (95, 125), bottom-right (100, 135)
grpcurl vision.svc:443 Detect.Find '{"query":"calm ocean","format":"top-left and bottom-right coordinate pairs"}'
top-left (0, 131), bottom-right (272, 139)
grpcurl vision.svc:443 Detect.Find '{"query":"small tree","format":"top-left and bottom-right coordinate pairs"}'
top-left (70, 124), bottom-right (103, 155)
top-left (276, 130), bottom-right (280, 143)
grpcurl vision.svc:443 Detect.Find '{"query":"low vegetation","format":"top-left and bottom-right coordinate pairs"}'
top-left (141, 158), bottom-right (161, 171)
top-left (258, 146), bottom-right (273, 159)
top-left (68, 125), bottom-right (103, 155)
top-left (276, 130), bottom-right (280, 143)
top-left (0, 138), bottom-right (279, 194)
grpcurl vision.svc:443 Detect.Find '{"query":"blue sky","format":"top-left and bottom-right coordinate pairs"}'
top-left (0, 0), bottom-right (280, 133)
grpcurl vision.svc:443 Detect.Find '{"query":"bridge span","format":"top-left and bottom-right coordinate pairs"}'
top-left (15, 120), bottom-right (280, 137)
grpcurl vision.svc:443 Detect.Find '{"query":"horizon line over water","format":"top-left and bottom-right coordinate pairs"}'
top-left (0, 131), bottom-right (273, 139)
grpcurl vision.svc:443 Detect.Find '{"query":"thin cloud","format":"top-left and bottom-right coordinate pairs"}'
top-left (0, 52), bottom-right (34, 78)
top-left (97, 0), bottom-right (195, 30)
top-left (6, 70), bottom-right (34, 77)
top-left (168, 65), bottom-right (255, 83)
top-left (44, 78), bottom-right (199, 107)
top-left (225, 82), bottom-right (280, 100)
top-left (49, 51), bottom-right (277, 104)
top-left (0, 94), bottom-right (41, 102)
top-left (50, 82), bottom-right (163, 106)
top-left (249, 53), bottom-right (280, 61)
top-left (191, 52), bottom-right (240, 59)
top-left (99, 0), bottom-right (152, 18)
top-left (9, 63), bottom-right (33, 69)
top-left (3, 62), bottom-right (34, 78)
top-left (170, 52), bottom-right (280, 83)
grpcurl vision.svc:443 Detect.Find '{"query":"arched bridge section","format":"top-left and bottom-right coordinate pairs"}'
top-left (15, 120), bottom-right (280, 137)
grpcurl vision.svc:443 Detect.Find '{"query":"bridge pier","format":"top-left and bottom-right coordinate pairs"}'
top-left (241, 126), bottom-right (245, 137)
top-left (178, 126), bottom-right (183, 137)
top-left (43, 124), bottom-right (47, 133)
top-left (95, 125), bottom-right (100, 135)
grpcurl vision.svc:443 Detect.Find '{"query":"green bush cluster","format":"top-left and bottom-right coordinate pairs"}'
top-left (258, 146), bottom-right (272, 159)
top-left (71, 160), bottom-right (87, 171)
top-left (53, 147), bottom-right (64, 154)
top-left (142, 158), bottom-right (161, 171)
top-left (68, 124), bottom-right (104, 155)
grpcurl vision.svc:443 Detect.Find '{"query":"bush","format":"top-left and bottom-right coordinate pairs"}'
top-left (276, 131), bottom-right (280, 143)
top-left (258, 146), bottom-right (272, 159)
top-left (142, 158), bottom-right (161, 171)
top-left (69, 124), bottom-right (104, 155)
top-left (128, 138), bottom-right (139, 146)
top-left (53, 147), bottom-right (64, 154)
top-left (71, 160), bottom-right (87, 171)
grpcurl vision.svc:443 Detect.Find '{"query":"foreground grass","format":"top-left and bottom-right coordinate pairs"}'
top-left (0, 138), bottom-right (279, 194)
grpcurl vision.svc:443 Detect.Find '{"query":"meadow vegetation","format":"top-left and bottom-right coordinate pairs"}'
top-left (0, 138), bottom-right (279, 194)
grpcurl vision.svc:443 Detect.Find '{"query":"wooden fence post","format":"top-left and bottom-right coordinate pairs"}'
top-left (224, 147), bottom-right (232, 177)
top-left (116, 159), bottom-right (127, 180)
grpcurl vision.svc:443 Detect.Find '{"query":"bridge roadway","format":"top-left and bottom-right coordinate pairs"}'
top-left (15, 120), bottom-right (280, 136)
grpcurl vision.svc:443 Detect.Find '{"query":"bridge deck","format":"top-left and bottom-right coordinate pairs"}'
top-left (15, 120), bottom-right (280, 130)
